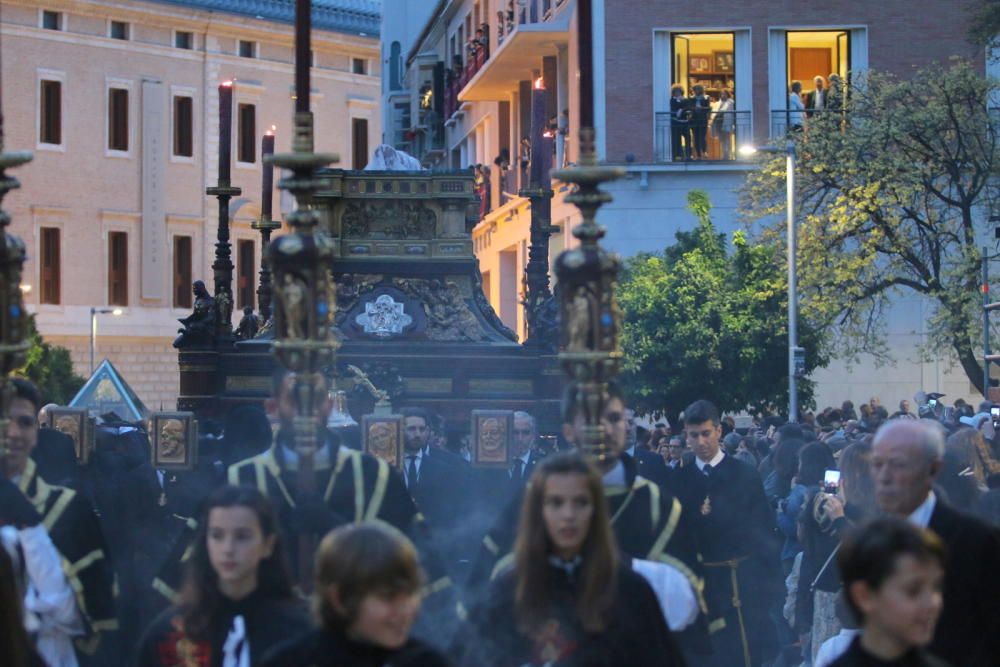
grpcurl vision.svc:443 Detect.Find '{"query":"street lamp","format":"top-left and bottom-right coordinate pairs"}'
top-left (89, 307), bottom-right (123, 374)
top-left (740, 140), bottom-right (800, 421)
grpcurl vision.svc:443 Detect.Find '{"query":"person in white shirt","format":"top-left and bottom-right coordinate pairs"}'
top-left (788, 80), bottom-right (805, 131)
top-left (1, 479), bottom-right (84, 667)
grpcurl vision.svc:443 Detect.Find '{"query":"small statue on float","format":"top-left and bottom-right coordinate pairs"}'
top-left (235, 305), bottom-right (261, 340)
top-left (173, 280), bottom-right (216, 348)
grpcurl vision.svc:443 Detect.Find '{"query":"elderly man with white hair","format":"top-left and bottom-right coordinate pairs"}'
top-left (872, 419), bottom-right (1000, 667)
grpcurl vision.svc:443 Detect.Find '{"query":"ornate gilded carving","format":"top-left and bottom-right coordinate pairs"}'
top-left (341, 201), bottom-right (437, 239)
top-left (392, 278), bottom-right (483, 341)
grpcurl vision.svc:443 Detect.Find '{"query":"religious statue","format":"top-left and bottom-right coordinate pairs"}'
top-left (173, 280), bottom-right (216, 348)
top-left (566, 287), bottom-right (593, 352)
top-left (158, 419), bottom-right (186, 462)
top-left (235, 305), bottom-right (261, 340)
top-left (278, 274), bottom-right (307, 340)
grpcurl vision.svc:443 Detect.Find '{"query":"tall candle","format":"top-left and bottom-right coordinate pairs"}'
top-left (530, 77), bottom-right (546, 188)
top-left (261, 128), bottom-right (275, 219)
top-left (295, 0), bottom-right (311, 113)
top-left (218, 81), bottom-right (233, 183)
top-left (578, 0), bottom-right (593, 129)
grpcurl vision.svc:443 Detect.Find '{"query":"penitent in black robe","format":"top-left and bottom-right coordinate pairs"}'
top-left (467, 453), bottom-right (709, 654)
top-left (154, 432), bottom-right (459, 642)
top-left (455, 561), bottom-right (687, 667)
top-left (135, 589), bottom-right (311, 667)
top-left (18, 459), bottom-right (118, 658)
top-left (674, 453), bottom-right (783, 667)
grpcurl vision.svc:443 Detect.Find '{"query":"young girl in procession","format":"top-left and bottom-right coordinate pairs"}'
top-left (260, 522), bottom-right (450, 667)
top-left (455, 452), bottom-right (685, 666)
top-left (136, 485), bottom-right (310, 667)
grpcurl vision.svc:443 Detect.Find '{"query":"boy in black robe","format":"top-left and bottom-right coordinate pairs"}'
top-left (3, 378), bottom-right (117, 664)
top-left (674, 399), bottom-right (782, 667)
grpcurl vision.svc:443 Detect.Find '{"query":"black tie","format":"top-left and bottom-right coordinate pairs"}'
top-left (511, 458), bottom-right (524, 482)
top-left (406, 455), bottom-right (419, 488)
top-left (703, 464), bottom-right (712, 477)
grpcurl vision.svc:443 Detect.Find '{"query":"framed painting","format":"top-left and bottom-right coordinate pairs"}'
top-left (471, 410), bottom-right (513, 468)
top-left (47, 407), bottom-right (89, 463)
top-left (150, 411), bottom-right (198, 470)
top-left (689, 55), bottom-right (711, 74)
top-left (362, 414), bottom-right (405, 468)
top-left (713, 51), bottom-right (734, 73)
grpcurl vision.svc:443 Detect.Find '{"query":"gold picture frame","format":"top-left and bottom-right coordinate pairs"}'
top-left (362, 414), bottom-right (405, 468)
top-left (471, 410), bottom-right (513, 468)
top-left (713, 51), bottom-right (734, 73)
top-left (689, 55), bottom-right (711, 74)
top-left (46, 407), bottom-right (90, 463)
top-left (150, 411), bottom-right (198, 470)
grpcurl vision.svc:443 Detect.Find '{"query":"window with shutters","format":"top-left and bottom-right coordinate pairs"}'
top-left (174, 31), bottom-right (193, 49)
top-left (238, 40), bottom-right (256, 58)
top-left (237, 240), bottom-right (255, 310)
top-left (41, 10), bottom-right (62, 31)
top-left (109, 20), bottom-right (129, 40)
top-left (238, 103), bottom-right (256, 163)
top-left (173, 236), bottom-right (192, 309)
top-left (39, 227), bottom-right (61, 305)
top-left (40, 80), bottom-right (62, 145)
top-left (173, 96), bottom-right (193, 157)
top-left (108, 88), bottom-right (129, 151)
top-left (352, 117), bottom-right (369, 169)
top-left (108, 232), bottom-right (128, 306)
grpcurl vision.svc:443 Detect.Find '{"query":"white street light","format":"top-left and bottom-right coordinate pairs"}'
top-left (90, 307), bottom-right (124, 374)
top-left (742, 141), bottom-right (799, 421)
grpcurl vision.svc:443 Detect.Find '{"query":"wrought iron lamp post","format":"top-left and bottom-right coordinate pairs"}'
top-left (551, 0), bottom-right (625, 462)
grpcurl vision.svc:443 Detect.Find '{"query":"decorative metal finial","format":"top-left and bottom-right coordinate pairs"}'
top-left (551, 127), bottom-right (625, 462)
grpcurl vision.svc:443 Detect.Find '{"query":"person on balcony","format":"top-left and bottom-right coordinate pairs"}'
top-left (711, 89), bottom-right (736, 160)
top-left (669, 85), bottom-right (692, 161)
top-left (690, 85), bottom-right (711, 159)
top-left (788, 80), bottom-right (806, 131)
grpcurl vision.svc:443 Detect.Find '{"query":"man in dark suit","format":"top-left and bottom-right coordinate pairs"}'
top-left (32, 425), bottom-right (78, 487)
top-left (625, 408), bottom-right (671, 487)
top-left (674, 399), bottom-right (781, 667)
top-left (872, 419), bottom-right (1000, 667)
top-left (400, 407), bottom-right (472, 564)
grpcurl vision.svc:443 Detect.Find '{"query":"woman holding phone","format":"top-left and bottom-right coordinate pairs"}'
top-left (455, 452), bottom-right (685, 666)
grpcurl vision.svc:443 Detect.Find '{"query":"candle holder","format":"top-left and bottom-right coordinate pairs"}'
top-left (251, 215), bottom-right (281, 324)
top-left (550, 127), bottom-right (625, 462)
top-left (520, 182), bottom-right (558, 349)
top-left (206, 179), bottom-right (241, 346)
top-left (266, 110), bottom-right (339, 471)
top-left (0, 148), bottom-right (33, 459)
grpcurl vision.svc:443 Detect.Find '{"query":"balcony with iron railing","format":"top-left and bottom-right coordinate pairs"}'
top-left (654, 110), bottom-right (753, 163)
top-left (458, 0), bottom-right (572, 105)
top-left (769, 107), bottom-right (847, 137)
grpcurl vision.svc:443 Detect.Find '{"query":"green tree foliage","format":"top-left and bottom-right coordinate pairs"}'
top-left (18, 315), bottom-right (85, 404)
top-left (968, 0), bottom-right (1000, 48)
top-left (618, 190), bottom-right (826, 419)
top-left (742, 60), bottom-right (1000, 394)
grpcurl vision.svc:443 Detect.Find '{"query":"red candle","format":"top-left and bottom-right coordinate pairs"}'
top-left (219, 81), bottom-right (233, 183)
top-left (261, 127), bottom-right (275, 219)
